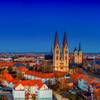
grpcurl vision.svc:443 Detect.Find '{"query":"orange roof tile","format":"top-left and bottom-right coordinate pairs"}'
top-left (0, 62), bottom-right (15, 67)
top-left (3, 72), bottom-right (14, 83)
top-left (26, 71), bottom-right (68, 78)
top-left (94, 88), bottom-right (100, 96)
top-left (26, 71), bottom-right (55, 78)
top-left (71, 73), bottom-right (96, 85)
top-left (18, 67), bottom-right (28, 72)
top-left (14, 80), bottom-right (43, 89)
top-left (96, 83), bottom-right (100, 88)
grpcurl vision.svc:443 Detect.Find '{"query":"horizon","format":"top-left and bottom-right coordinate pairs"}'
top-left (0, 0), bottom-right (100, 53)
top-left (0, 51), bottom-right (100, 54)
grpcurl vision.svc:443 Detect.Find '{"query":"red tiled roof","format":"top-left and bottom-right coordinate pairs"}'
top-left (94, 88), bottom-right (100, 96)
top-left (96, 83), bottom-right (100, 88)
top-left (0, 62), bottom-right (15, 67)
top-left (3, 72), bottom-right (14, 83)
top-left (14, 80), bottom-right (43, 89)
top-left (25, 70), bottom-right (68, 79)
top-left (71, 73), bottom-right (96, 85)
top-left (54, 71), bottom-right (67, 78)
top-left (18, 67), bottom-right (28, 72)
top-left (26, 71), bottom-right (55, 78)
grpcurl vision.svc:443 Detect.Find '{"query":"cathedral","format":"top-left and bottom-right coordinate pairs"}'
top-left (53, 32), bottom-right (69, 72)
top-left (53, 32), bottom-right (83, 72)
top-left (74, 43), bottom-right (83, 64)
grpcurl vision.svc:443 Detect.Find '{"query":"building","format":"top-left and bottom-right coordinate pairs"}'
top-left (53, 32), bottom-right (69, 72)
top-left (14, 80), bottom-right (51, 99)
top-left (74, 43), bottom-right (83, 64)
top-left (37, 89), bottom-right (52, 100)
top-left (13, 90), bottom-right (25, 100)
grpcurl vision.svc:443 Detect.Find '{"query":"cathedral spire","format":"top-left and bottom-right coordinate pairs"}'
top-left (78, 42), bottom-right (82, 51)
top-left (74, 47), bottom-right (77, 52)
top-left (63, 32), bottom-right (68, 48)
top-left (54, 32), bottom-right (59, 48)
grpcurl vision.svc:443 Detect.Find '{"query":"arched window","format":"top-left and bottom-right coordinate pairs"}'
top-left (65, 56), bottom-right (67, 60)
top-left (65, 50), bottom-right (67, 54)
top-left (56, 50), bottom-right (59, 54)
top-left (56, 56), bottom-right (58, 60)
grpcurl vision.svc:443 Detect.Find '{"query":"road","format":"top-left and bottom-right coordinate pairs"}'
top-left (83, 70), bottom-right (100, 83)
top-left (53, 91), bottom-right (69, 100)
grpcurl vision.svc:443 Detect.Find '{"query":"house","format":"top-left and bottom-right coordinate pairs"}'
top-left (1, 72), bottom-right (14, 87)
top-left (13, 90), bottom-right (25, 100)
top-left (94, 83), bottom-right (100, 100)
top-left (24, 70), bottom-right (68, 85)
top-left (14, 80), bottom-right (50, 99)
top-left (3, 72), bottom-right (14, 83)
top-left (37, 89), bottom-right (52, 100)
top-left (78, 79), bottom-right (88, 91)
top-left (24, 71), bottom-right (56, 84)
top-left (0, 62), bottom-right (15, 68)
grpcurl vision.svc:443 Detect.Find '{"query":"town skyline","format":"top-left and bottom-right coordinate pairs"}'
top-left (0, 0), bottom-right (100, 53)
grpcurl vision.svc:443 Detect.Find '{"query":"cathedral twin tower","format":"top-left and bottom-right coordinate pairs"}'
top-left (53, 32), bottom-right (69, 72)
top-left (53, 32), bottom-right (83, 72)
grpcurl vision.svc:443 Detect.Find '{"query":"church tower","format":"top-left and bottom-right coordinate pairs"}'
top-left (74, 48), bottom-right (78, 64)
top-left (53, 32), bottom-right (60, 70)
top-left (74, 43), bottom-right (83, 64)
top-left (62, 32), bottom-right (69, 69)
top-left (53, 32), bottom-right (69, 72)
top-left (78, 43), bottom-right (83, 64)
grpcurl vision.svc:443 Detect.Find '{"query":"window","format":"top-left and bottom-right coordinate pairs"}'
top-left (60, 66), bottom-right (63, 69)
top-left (65, 56), bottom-right (67, 60)
top-left (56, 50), bottom-right (59, 54)
top-left (57, 46), bottom-right (58, 48)
top-left (65, 50), bottom-right (67, 54)
top-left (56, 56), bottom-right (58, 60)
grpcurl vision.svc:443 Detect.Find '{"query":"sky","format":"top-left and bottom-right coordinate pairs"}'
top-left (0, 0), bottom-right (100, 53)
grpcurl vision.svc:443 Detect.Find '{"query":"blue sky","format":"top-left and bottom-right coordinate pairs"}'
top-left (0, 0), bottom-right (100, 53)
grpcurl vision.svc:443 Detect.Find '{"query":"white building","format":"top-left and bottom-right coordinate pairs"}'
top-left (13, 90), bottom-right (25, 100)
top-left (13, 80), bottom-right (52, 99)
top-left (37, 89), bottom-right (52, 100)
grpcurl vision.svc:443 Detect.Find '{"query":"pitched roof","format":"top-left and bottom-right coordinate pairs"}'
top-left (25, 70), bottom-right (68, 79)
top-left (0, 62), bottom-right (15, 68)
top-left (3, 72), bottom-right (14, 83)
top-left (94, 88), bottom-right (100, 96)
top-left (14, 80), bottom-right (43, 89)
top-left (71, 73), bottom-right (96, 85)
top-left (26, 71), bottom-right (55, 78)
top-left (18, 67), bottom-right (28, 72)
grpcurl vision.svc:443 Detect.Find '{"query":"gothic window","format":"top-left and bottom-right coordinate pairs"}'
top-left (65, 50), bottom-right (67, 54)
top-left (57, 46), bottom-right (59, 49)
top-left (56, 50), bottom-right (59, 54)
top-left (65, 56), bottom-right (67, 60)
top-left (60, 66), bottom-right (63, 69)
top-left (56, 56), bottom-right (58, 60)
